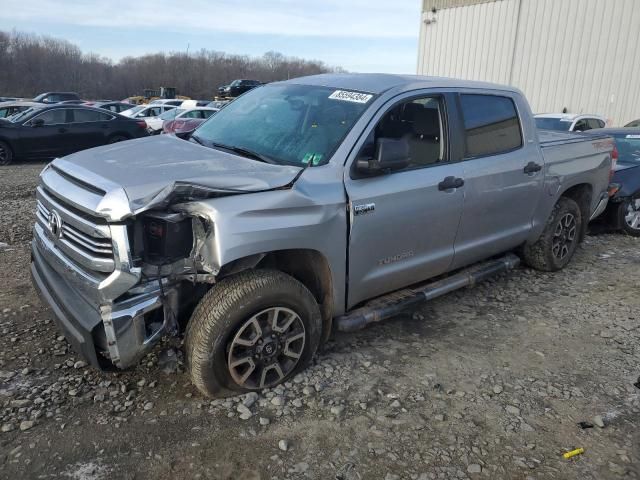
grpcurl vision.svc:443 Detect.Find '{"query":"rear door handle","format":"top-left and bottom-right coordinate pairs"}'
top-left (524, 161), bottom-right (542, 174)
top-left (438, 176), bottom-right (464, 191)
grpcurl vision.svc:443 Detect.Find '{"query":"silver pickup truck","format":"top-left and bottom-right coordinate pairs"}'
top-left (31, 74), bottom-right (614, 397)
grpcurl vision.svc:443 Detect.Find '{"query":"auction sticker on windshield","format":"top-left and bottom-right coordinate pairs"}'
top-left (329, 90), bottom-right (373, 103)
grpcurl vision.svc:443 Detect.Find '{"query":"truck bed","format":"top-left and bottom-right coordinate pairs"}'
top-left (538, 129), bottom-right (610, 148)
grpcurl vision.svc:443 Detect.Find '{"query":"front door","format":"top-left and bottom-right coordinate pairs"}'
top-left (20, 108), bottom-right (71, 159)
top-left (344, 93), bottom-right (465, 308)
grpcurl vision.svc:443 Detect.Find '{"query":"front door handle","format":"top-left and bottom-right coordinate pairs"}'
top-left (438, 176), bottom-right (464, 191)
top-left (524, 161), bottom-right (542, 174)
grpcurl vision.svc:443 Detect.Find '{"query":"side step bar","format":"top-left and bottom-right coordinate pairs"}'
top-left (335, 253), bottom-right (520, 332)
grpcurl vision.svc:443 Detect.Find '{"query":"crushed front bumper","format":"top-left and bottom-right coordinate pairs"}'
top-left (31, 234), bottom-right (173, 369)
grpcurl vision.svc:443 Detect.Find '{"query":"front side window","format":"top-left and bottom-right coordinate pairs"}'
top-left (358, 96), bottom-right (446, 170)
top-left (460, 94), bottom-right (522, 157)
top-left (194, 84), bottom-right (373, 166)
top-left (32, 109), bottom-right (68, 125)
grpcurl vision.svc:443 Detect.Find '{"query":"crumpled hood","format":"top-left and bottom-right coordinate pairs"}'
top-left (52, 135), bottom-right (302, 214)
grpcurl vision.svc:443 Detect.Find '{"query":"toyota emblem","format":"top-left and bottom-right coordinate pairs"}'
top-left (47, 210), bottom-right (62, 238)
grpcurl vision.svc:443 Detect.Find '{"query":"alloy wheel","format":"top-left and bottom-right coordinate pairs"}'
top-left (227, 307), bottom-right (306, 390)
top-left (552, 213), bottom-right (577, 260)
top-left (624, 198), bottom-right (640, 230)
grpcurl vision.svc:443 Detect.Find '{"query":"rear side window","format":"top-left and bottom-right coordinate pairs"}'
top-left (459, 94), bottom-right (522, 157)
top-left (587, 118), bottom-right (604, 129)
top-left (71, 109), bottom-right (112, 122)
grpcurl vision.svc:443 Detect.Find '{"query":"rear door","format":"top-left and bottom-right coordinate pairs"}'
top-left (67, 108), bottom-right (114, 151)
top-left (344, 92), bottom-right (465, 307)
top-left (450, 92), bottom-right (544, 269)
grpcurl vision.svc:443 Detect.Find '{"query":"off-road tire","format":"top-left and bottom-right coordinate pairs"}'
top-left (0, 140), bottom-right (13, 166)
top-left (618, 193), bottom-right (640, 237)
top-left (185, 269), bottom-right (322, 398)
top-left (522, 197), bottom-right (582, 271)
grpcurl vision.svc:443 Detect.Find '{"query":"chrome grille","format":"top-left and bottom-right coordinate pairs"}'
top-left (36, 188), bottom-right (115, 273)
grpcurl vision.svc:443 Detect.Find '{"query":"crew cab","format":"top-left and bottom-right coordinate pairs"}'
top-left (30, 74), bottom-right (614, 397)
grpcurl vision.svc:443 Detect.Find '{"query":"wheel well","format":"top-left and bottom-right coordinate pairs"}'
top-left (218, 249), bottom-right (334, 344)
top-left (108, 132), bottom-right (132, 141)
top-left (560, 183), bottom-right (592, 240)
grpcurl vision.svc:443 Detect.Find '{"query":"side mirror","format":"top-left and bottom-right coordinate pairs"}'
top-left (31, 118), bottom-right (44, 127)
top-left (356, 138), bottom-right (410, 174)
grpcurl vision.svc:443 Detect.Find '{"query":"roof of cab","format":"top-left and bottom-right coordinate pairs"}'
top-left (283, 73), bottom-right (521, 95)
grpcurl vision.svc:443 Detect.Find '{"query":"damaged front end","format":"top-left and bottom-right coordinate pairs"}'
top-left (30, 154), bottom-right (296, 370)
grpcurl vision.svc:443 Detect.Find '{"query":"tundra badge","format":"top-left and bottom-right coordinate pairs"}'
top-left (353, 203), bottom-right (375, 216)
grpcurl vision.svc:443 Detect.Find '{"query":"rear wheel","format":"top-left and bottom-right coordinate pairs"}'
top-left (522, 197), bottom-right (582, 271)
top-left (0, 140), bottom-right (13, 166)
top-left (618, 194), bottom-right (640, 237)
top-left (185, 269), bottom-right (322, 398)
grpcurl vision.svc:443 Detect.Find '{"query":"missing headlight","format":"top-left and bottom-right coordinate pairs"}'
top-left (141, 212), bottom-right (193, 264)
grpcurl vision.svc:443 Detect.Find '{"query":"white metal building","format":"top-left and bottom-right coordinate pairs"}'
top-left (417, 0), bottom-right (640, 126)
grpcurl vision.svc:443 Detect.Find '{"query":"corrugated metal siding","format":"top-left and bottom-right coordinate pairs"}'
top-left (417, 0), bottom-right (640, 126)
top-left (423, 0), bottom-right (504, 11)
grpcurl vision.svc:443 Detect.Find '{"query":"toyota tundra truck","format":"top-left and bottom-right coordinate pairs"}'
top-left (30, 74), bottom-right (614, 397)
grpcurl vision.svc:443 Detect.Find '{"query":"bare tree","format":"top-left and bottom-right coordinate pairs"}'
top-left (0, 30), bottom-right (344, 100)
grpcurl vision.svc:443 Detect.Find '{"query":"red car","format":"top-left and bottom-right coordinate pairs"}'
top-left (163, 117), bottom-right (208, 139)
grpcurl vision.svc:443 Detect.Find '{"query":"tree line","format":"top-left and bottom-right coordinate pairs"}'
top-left (0, 30), bottom-right (343, 100)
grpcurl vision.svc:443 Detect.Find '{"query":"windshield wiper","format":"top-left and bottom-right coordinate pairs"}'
top-left (210, 142), bottom-right (275, 164)
top-left (190, 134), bottom-right (205, 146)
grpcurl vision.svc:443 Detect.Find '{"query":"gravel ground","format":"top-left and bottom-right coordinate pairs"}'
top-left (0, 161), bottom-right (638, 480)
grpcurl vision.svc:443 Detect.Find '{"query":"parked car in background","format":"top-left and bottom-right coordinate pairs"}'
top-left (91, 101), bottom-right (134, 114)
top-left (149, 99), bottom-right (184, 107)
top-left (584, 128), bottom-right (640, 236)
top-left (146, 107), bottom-right (218, 134)
top-left (179, 100), bottom-right (211, 108)
top-left (120, 104), bottom-right (177, 119)
top-left (207, 100), bottom-right (231, 109)
top-left (0, 101), bottom-right (41, 119)
top-left (30, 74), bottom-right (614, 397)
top-left (217, 79), bottom-right (262, 98)
top-left (0, 105), bottom-right (148, 165)
top-left (32, 92), bottom-right (81, 104)
top-left (535, 113), bottom-right (606, 132)
top-left (624, 119), bottom-right (640, 128)
top-left (162, 109), bottom-right (218, 139)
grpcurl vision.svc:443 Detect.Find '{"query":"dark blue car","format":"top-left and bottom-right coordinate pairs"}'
top-left (586, 128), bottom-right (640, 236)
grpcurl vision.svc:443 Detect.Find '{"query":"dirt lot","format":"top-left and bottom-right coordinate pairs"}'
top-left (0, 161), bottom-right (638, 480)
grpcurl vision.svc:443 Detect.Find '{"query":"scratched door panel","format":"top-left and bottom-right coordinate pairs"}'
top-left (345, 162), bottom-right (464, 308)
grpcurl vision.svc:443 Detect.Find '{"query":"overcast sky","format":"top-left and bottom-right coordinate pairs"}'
top-left (0, 0), bottom-right (421, 73)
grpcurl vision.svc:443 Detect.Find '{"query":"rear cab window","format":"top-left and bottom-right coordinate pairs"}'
top-left (459, 94), bottom-right (522, 157)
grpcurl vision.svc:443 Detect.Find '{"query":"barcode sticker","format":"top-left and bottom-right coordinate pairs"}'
top-left (328, 90), bottom-right (373, 103)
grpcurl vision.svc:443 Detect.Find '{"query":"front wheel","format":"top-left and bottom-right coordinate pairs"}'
top-left (522, 197), bottom-right (582, 271)
top-left (618, 194), bottom-right (640, 236)
top-left (185, 269), bottom-right (322, 398)
top-left (0, 140), bottom-right (13, 166)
